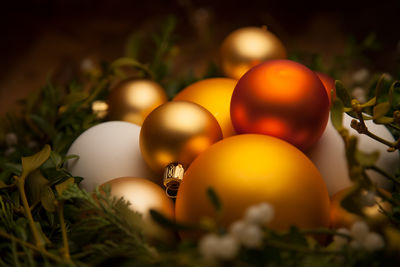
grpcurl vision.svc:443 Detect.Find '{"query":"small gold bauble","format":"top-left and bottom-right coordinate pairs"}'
top-left (220, 27), bottom-right (287, 79)
top-left (173, 78), bottom-right (237, 138)
top-left (330, 187), bottom-right (392, 229)
top-left (101, 177), bottom-right (175, 243)
top-left (107, 79), bottom-right (168, 126)
top-left (140, 101), bottom-right (222, 191)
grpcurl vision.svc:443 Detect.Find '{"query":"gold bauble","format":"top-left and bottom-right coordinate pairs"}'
top-left (176, 134), bottom-right (330, 238)
top-left (330, 187), bottom-right (392, 229)
top-left (173, 78), bottom-right (237, 138)
top-left (220, 27), bottom-right (287, 79)
top-left (140, 101), bottom-right (222, 191)
top-left (101, 177), bottom-right (175, 243)
top-left (107, 79), bottom-right (168, 126)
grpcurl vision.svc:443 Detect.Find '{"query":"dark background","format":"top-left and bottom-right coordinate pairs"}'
top-left (1, 0), bottom-right (399, 115)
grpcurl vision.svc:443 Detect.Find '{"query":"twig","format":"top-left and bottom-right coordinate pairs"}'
top-left (16, 176), bottom-right (43, 249)
top-left (366, 165), bottom-right (400, 186)
top-left (351, 109), bottom-right (398, 150)
top-left (0, 230), bottom-right (63, 263)
top-left (57, 201), bottom-right (71, 261)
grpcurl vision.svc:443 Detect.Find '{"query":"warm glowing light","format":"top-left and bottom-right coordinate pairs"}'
top-left (91, 100), bottom-right (109, 119)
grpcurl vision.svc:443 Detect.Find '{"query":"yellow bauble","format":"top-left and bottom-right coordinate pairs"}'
top-left (176, 134), bottom-right (330, 236)
top-left (330, 187), bottom-right (391, 229)
top-left (173, 78), bottom-right (237, 138)
top-left (140, 101), bottom-right (222, 192)
top-left (220, 27), bottom-right (287, 79)
top-left (101, 177), bottom-right (175, 243)
top-left (107, 79), bottom-right (168, 125)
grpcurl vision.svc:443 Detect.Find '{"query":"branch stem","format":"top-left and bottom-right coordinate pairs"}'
top-left (57, 202), bottom-right (70, 261)
top-left (0, 230), bottom-right (63, 263)
top-left (17, 176), bottom-right (43, 249)
top-left (366, 165), bottom-right (400, 186)
top-left (353, 110), bottom-right (398, 149)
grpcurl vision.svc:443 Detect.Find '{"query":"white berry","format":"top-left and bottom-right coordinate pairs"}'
top-left (352, 68), bottom-right (370, 84)
top-left (240, 224), bottom-right (263, 248)
top-left (217, 235), bottom-right (240, 260)
top-left (245, 202), bottom-right (274, 225)
top-left (198, 233), bottom-right (240, 261)
top-left (5, 133), bottom-right (18, 147)
top-left (230, 220), bottom-right (247, 237)
top-left (351, 221), bottom-right (369, 243)
top-left (333, 228), bottom-right (351, 247)
top-left (363, 232), bottom-right (385, 252)
top-left (198, 234), bottom-right (220, 261)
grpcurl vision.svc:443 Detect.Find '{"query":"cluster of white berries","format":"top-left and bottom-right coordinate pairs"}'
top-left (352, 68), bottom-right (370, 84)
top-left (4, 132), bottom-right (18, 156)
top-left (333, 221), bottom-right (385, 252)
top-left (351, 68), bottom-right (370, 103)
top-left (3, 132), bottom-right (37, 156)
top-left (198, 202), bottom-right (274, 262)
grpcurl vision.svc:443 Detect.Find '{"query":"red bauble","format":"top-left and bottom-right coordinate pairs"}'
top-left (315, 71), bottom-right (336, 106)
top-left (230, 60), bottom-right (329, 151)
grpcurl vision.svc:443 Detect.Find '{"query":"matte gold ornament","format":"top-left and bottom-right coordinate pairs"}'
top-left (220, 27), bottom-right (287, 79)
top-left (107, 79), bottom-right (168, 126)
top-left (140, 101), bottom-right (222, 195)
top-left (101, 177), bottom-right (175, 243)
top-left (175, 134), bottom-right (330, 238)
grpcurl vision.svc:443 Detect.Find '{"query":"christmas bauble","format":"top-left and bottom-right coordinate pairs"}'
top-left (307, 113), bottom-right (399, 196)
top-left (315, 71), bottom-right (336, 106)
top-left (176, 134), bottom-right (330, 236)
top-left (107, 79), bottom-right (167, 126)
top-left (173, 78), bottom-right (237, 138)
top-left (230, 59), bottom-right (330, 151)
top-left (140, 101), bottom-right (222, 192)
top-left (220, 27), bottom-right (287, 79)
top-left (65, 121), bottom-right (157, 191)
top-left (101, 177), bottom-right (175, 243)
top-left (330, 187), bottom-right (391, 229)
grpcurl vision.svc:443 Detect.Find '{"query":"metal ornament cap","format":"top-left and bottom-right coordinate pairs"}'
top-left (163, 163), bottom-right (185, 198)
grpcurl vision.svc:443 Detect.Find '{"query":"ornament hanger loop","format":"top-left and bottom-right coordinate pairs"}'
top-left (163, 163), bottom-right (185, 198)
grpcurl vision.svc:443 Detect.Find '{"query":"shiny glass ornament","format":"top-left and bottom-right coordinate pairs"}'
top-left (315, 71), bottom-right (336, 106)
top-left (230, 59), bottom-right (329, 151)
top-left (101, 177), bottom-right (175, 243)
top-left (140, 101), bottom-right (222, 195)
top-left (173, 78), bottom-right (237, 138)
top-left (107, 79), bottom-right (167, 126)
top-left (220, 27), bottom-right (287, 79)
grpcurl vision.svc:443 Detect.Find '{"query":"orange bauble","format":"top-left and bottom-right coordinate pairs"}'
top-left (330, 187), bottom-right (391, 229)
top-left (230, 60), bottom-right (329, 151)
top-left (315, 71), bottom-right (336, 106)
top-left (175, 134), bottom-right (330, 237)
top-left (173, 78), bottom-right (237, 138)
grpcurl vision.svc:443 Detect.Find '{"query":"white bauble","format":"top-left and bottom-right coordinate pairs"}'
top-left (307, 113), bottom-right (399, 196)
top-left (65, 121), bottom-right (157, 191)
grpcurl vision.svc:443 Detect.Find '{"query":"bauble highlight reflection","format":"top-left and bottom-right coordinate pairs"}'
top-left (101, 177), bottom-right (175, 243)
